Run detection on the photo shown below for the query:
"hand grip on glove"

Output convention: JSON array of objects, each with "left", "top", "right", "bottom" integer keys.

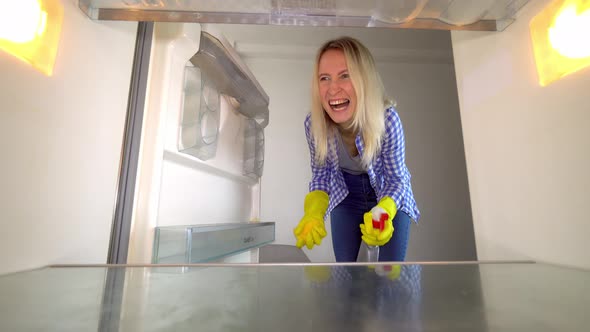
[
  {"left": 360, "top": 196, "right": 397, "bottom": 246},
  {"left": 294, "top": 190, "right": 329, "bottom": 249}
]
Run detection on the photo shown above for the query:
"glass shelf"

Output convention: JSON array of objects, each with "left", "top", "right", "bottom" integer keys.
[
  {"left": 1, "top": 262, "right": 589, "bottom": 331},
  {"left": 152, "top": 222, "right": 275, "bottom": 264},
  {"left": 79, "top": 0, "right": 531, "bottom": 31}
]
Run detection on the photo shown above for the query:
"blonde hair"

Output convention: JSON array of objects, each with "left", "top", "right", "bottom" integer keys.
[{"left": 310, "top": 36, "right": 393, "bottom": 168}]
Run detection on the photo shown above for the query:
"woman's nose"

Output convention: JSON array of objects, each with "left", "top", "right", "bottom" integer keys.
[{"left": 328, "top": 80, "right": 341, "bottom": 95}]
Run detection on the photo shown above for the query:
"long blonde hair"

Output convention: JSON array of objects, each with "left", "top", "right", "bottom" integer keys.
[{"left": 310, "top": 36, "right": 393, "bottom": 168}]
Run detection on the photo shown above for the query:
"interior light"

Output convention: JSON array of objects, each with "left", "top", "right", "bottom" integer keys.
[
  {"left": 530, "top": 0, "right": 590, "bottom": 86},
  {"left": 0, "top": 0, "right": 63, "bottom": 76},
  {"left": 548, "top": 4, "right": 590, "bottom": 58},
  {"left": 0, "top": 1, "right": 44, "bottom": 43}
]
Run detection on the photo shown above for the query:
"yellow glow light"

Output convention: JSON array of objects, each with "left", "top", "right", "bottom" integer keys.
[
  {"left": 0, "top": 0, "right": 63, "bottom": 76},
  {"left": 531, "top": 0, "right": 590, "bottom": 86}
]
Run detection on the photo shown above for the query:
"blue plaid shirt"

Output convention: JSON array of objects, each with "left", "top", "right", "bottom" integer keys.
[{"left": 305, "top": 107, "right": 420, "bottom": 221}]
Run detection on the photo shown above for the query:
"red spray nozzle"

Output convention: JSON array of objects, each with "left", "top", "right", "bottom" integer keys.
[{"left": 372, "top": 212, "right": 389, "bottom": 231}]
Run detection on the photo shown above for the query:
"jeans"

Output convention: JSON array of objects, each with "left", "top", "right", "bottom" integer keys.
[{"left": 330, "top": 172, "right": 411, "bottom": 262}]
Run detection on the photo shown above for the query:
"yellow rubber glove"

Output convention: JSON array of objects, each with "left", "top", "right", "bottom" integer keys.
[
  {"left": 294, "top": 190, "right": 329, "bottom": 249},
  {"left": 359, "top": 196, "right": 397, "bottom": 246}
]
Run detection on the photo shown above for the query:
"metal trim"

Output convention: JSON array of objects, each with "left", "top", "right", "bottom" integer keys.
[
  {"left": 107, "top": 22, "right": 154, "bottom": 265},
  {"left": 85, "top": 8, "right": 500, "bottom": 31},
  {"left": 50, "top": 260, "right": 537, "bottom": 268}
]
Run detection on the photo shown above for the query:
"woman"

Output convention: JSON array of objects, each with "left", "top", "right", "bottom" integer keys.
[{"left": 294, "top": 36, "right": 420, "bottom": 262}]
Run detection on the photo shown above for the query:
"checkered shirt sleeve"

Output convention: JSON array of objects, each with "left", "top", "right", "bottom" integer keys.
[
  {"left": 305, "top": 114, "right": 350, "bottom": 217},
  {"left": 304, "top": 113, "right": 330, "bottom": 193},
  {"left": 379, "top": 108, "right": 412, "bottom": 209},
  {"left": 304, "top": 108, "right": 420, "bottom": 221}
]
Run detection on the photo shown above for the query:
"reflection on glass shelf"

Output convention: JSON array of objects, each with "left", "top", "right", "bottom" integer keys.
[
  {"left": 152, "top": 222, "right": 275, "bottom": 264},
  {"left": 1, "top": 263, "right": 589, "bottom": 331}
]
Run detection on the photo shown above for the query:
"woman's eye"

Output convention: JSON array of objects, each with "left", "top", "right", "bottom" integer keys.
[
  {"left": 319, "top": 76, "right": 330, "bottom": 81},
  {"left": 340, "top": 73, "right": 350, "bottom": 79}
]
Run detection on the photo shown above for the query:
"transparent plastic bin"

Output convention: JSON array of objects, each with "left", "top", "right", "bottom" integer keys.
[
  {"left": 152, "top": 222, "right": 275, "bottom": 264},
  {"left": 242, "top": 118, "right": 264, "bottom": 179},
  {"left": 178, "top": 64, "right": 220, "bottom": 161},
  {"left": 189, "top": 31, "right": 269, "bottom": 128}
]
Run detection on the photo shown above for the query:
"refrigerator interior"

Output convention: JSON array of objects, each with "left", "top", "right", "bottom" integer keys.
[
  {"left": 127, "top": 19, "right": 483, "bottom": 265},
  {"left": 57, "top": 0, "right": 581, "bottom": 269}
]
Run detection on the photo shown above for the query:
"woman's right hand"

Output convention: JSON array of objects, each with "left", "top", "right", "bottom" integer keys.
[
  {"left": 294, "top": 190, "right": 329, "bottom": 249},
  {"left": 294, "top": 216, "right": 326, "bottom": 249}
]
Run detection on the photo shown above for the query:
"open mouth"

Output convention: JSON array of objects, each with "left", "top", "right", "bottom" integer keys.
[{"left": 329, "top": 98, "right": 350, "bottom": 111}]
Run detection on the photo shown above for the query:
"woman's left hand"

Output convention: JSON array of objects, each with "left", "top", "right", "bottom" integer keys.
[{"left": 360, "top": 197, "right": 397, "bottom": 246}]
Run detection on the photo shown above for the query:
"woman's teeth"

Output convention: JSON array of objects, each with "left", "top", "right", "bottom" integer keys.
[{"left": 329, "top": 99, "right": 350, "bottom": 111}]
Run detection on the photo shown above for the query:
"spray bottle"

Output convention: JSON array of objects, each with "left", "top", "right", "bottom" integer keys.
[{"left": 357, "top": 208, "right": 389, "bottom": 262}]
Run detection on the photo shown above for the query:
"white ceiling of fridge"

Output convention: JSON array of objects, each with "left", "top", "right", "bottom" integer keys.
[{"left": 79, "top": 0, "right": 531, "bottom": 31}]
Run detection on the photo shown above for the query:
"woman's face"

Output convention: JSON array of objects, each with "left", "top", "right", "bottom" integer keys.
[{"left": 318, "top": 49, "right": 357, "bottom": 128}]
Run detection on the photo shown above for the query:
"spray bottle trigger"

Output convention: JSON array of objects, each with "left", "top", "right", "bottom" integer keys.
[{"left": 372, "top": 212, "right": 389, "bottom": 231}]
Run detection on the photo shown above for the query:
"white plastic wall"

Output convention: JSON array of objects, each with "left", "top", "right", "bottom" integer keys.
[
  {"left": 127, "top": 23, "right": 260, "bottom": 264},
  {"left": 0, "top": 1, "right": 137, "bottom": 275},
  {"left": 452, "top": 0, "right": 590, "bottom": 269}
]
